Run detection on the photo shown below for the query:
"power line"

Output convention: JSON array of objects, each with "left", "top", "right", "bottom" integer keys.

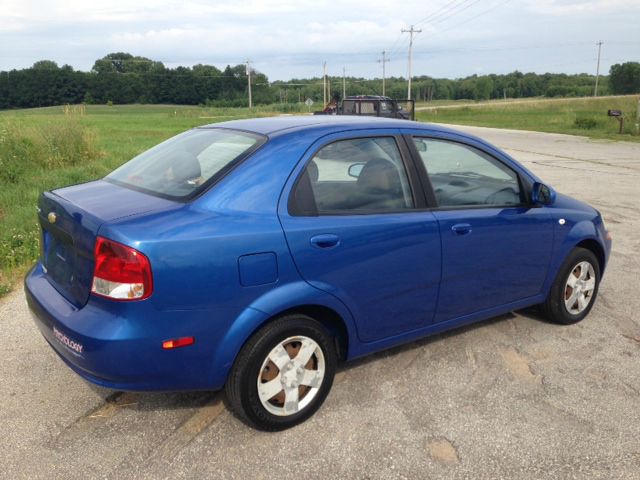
[
  {"left": 387, "top": 35, "right": 410, "bottom": 63},
  {"left": 386, "top": 0, "right": 476, "bottom": 66},
  {"left": 434, "top": 0, "right": 513, "bottom": 36},
  {"left": 426, "top": 0, "right": 484, "bottom": 27},
  {"left": 413, "top": 0, "right": 469, "bottom": 28},
  {"left": 386, "top": 31, "right": 406, "bottom": 58},
  {"left": 411, "top": 41, "right": 597, "bottom": 57}
]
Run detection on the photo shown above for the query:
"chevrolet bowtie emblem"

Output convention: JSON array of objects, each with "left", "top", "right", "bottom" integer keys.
[{"left": 47, "top": 212, "right": 57, "bottom": 224}]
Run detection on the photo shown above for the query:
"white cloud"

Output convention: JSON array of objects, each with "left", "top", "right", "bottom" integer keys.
[
  {"left": 0, "top": 0, "right": 639, "bottom": 79},
  {"left": 524, "top": 0, "right": 638, "bottom": 15}
]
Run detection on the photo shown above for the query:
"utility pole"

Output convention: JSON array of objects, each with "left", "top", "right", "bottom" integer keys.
[
  {"left": 245, "top": 60, "right": 252, "bottom": 108},
  {"left": 594, "top": 41, "right": 603, "bottom": 97},
  {"left": 342, "top": 66, "right": 346, "bottom": 99},
  {"left": 378, "top": 50, "right": 390, "bottom": 96},
  {"left": 323, "top": 62, "right": 327, "bottom": 107},
  {"left": 401, "top": 25, "right": 421, "bottom": 100}
]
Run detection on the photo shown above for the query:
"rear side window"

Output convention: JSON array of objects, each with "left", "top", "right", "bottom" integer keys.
[
  {"left": 291, "top": 137, "right": 414, "bottom": 215},
  {"left": 413, "top": 138, "right": 522, "bottom": 207},
  {"left": 107, "top": 128, "right": 263, "bottom": 200}
]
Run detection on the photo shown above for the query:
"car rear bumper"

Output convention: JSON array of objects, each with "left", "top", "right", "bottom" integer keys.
[{"left": 25, "top": 264, "right": 227, "bottom": 392}]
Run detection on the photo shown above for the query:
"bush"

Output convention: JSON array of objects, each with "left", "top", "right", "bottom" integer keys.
[{"left": 573, "top": 116, "right": 599, "bottom": 129}]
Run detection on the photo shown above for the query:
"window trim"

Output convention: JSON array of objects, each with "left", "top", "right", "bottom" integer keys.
[
  {"left": 287, "top": 134, "right": 425, "bottom": 217},
  {"left": 405, "top": 134, "right": 531, "bottom": 211}
]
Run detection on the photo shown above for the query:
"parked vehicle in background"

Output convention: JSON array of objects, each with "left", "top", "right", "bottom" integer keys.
[
  {"left": 26, "top": 116, "right": 611, "bottom": 430},
  {"left": 340, "top": 95, "right": 414, "bottom": 120},
  {"left": 316, "top": 95, "right": 415, "bottom": 120}
]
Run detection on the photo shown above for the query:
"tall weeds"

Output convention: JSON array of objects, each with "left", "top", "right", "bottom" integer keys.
[
  {"left": 0, "top": 114, "right": 102, "bottom": 293},
  {"left": 0, "top": 115, "right": 101, "bottom": 183}
]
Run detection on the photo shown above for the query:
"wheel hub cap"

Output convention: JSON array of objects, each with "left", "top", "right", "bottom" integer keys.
[
  {"left": 257, "top": 336, "right": 326, "bottom": 417},
  {"left": 564, "top": 261, "right": 596, "bottom": 315},
  {"left": 281, "top": 362, "right": 304, "bottom": 389}
]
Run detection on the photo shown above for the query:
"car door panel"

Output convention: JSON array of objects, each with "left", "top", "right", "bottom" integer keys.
[
  {"left": 404, "top": 132, "right": 555, "bottom": 323},
  {"left": 280, "top": 213, "right": 441, "bottom": 341},
  {"left": 433, "top": 207, "right": 553, "bottom": 322}
]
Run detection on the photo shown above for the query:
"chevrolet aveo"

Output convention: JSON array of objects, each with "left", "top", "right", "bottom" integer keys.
[{"left": 26, "top": 116, "right": 611, "bottom": 430}]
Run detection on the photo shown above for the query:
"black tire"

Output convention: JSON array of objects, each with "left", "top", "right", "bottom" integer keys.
[
  {"left": 541, "top": 247, "right": 601, "bottom": 325},
  {"left": 225, "top": 314, "right": 337, "bottom": 431}
]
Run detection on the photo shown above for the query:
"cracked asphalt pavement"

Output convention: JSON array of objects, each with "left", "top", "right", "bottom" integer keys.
[{"left": 1, "top": 125, "right": 639, "bottom": 479}]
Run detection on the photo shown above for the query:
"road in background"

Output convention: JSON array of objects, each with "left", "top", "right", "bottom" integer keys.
[{"left": 1, "top": 126, "right": 639, "bottom": 480}]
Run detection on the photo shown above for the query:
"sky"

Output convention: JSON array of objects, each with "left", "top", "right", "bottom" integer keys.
[{"left": 1, "top": 0, "right": 639, "bottom": 81}]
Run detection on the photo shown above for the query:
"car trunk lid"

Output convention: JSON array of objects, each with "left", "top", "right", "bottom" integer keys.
[{"left": 38, "top": 180, "right": 177, "bottom": 308}]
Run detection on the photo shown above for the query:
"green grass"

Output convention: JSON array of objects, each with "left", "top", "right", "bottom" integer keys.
[
  {"left": 416, "top": 95, "right": 640, "bottom": 141},
  {"left": 0, "top": 103, "right": 289, "bottom": 295}
]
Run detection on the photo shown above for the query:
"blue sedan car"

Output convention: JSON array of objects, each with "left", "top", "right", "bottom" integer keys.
[{"left": 25, "top": 116, "right": 611, "bottom": 430}]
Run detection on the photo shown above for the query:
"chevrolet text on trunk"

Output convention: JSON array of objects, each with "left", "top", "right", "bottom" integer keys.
[{"left": 26, "top": 116, "right": 611, "bottom": 430}]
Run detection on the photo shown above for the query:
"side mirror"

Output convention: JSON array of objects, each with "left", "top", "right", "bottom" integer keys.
[
  {"left": 348, "top": 163, "right": 365, "bottom": 178},
  {"left": 531, "top": 182, "right": 556, "bottom": 206}
]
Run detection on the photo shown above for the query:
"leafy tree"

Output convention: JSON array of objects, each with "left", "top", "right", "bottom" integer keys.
[
  {"left": 0, "top": 53, "right": 631, "bottom": 109},
  {"left": 474, "top": 77, "right": 493, "bottom": 100},
  {"left": 609, "top": 62, "right": 640, "bottom": 94},
  {"left": 32, "top": 60, "right": 59, "bottom": 71}
]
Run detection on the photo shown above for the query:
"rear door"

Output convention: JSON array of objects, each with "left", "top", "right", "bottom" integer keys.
[
  {"left": 279, "top": 130, "right": 441, "bottom": 342},
  {"left": 406, "top": 133, "right": 554, "bottom": 322}
]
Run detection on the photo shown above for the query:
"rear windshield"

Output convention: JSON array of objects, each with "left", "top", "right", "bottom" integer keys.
[{"left": 106, "top": 128, "right": 264, "bottom": 200}]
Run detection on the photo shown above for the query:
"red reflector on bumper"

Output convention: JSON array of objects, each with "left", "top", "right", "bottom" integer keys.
[{"left": 162, "top": 337, "right": 195, "bottom": 349}]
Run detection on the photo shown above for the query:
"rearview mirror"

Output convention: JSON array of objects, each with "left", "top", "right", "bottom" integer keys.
[
  {"left": 348, "top": 163, "right": 365, "bottom": 178},
  {"left": 531, "top": 182, "right": 556, "bottom": 206}
]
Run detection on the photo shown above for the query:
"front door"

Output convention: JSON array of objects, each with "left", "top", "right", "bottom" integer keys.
[{"left": 408, "top": 135, "right": 554, "bottom": 322}]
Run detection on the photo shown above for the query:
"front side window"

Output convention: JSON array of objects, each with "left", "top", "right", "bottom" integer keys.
[
  {"left": 107, "top": 128, "right": 263, "bottom": 199},
  {"left": 293, "top": 137, "right": 414, "bottom": 214},
  {"left": 413, "top": 138, "right": 521, "bottom": 207}
]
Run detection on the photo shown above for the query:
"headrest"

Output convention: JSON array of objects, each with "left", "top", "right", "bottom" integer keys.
[
  {"left": 357, "top": 158, "right": 401, "bottom": 194},
  {"left": 172, "top": 151, "right": 201, "bottom": 183},
  {"left": 307, "top": 160, "right": 319, "bottom": 183}
]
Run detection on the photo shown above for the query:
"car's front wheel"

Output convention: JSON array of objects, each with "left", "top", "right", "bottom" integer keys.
[
  {"left": 541, "top": 247, "right": 601, "bottom": 325},
  {"left": 225, "top": 314, "right": 337, "bottom": 430}
]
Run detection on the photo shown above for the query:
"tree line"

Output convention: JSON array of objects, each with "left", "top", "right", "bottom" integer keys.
[{"left": 1, "top": 53, "right": 638, "bottom": 109}]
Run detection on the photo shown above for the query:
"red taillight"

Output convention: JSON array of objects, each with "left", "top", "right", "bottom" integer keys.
[
  {"left": 91, "top": 236, "right": 153, "bottom": 301},
  {"left": 162, "top": 337, "right": 195, "bottom": 350}
]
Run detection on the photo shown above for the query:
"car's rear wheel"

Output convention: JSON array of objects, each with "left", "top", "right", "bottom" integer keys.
[
  {"left": 225, "top": 314, "right": 337, "bottom": 430},
  {"left": 541, "top": 247, "right": 601, "bottom": 325}
]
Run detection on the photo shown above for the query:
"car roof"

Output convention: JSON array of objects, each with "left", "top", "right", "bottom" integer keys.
[
  {"left": 345, "top": 95, "right": 391, "bottom": 100},
  {"left": 199, "top": 115, "right": 455, "bottom": 136}
]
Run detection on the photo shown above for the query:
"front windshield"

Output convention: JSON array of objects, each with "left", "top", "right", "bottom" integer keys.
[{"left": 106, "top": 128, "right": 263, "bottom": 199}]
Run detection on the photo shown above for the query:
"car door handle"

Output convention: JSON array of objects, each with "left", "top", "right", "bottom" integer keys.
[
  {"left": 451, "top": 223, "right": 472, "bottom": 235},
  {"left": 310, "top": 234, "right": 341, "bottom": 249}
]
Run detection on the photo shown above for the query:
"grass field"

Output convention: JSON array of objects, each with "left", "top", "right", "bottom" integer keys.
[
  {"left": 416, "top": 95, "right": 640, "bottom": 141},
  {"left": 0, "top": 96, "right": 639, "bottom": 296}
]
